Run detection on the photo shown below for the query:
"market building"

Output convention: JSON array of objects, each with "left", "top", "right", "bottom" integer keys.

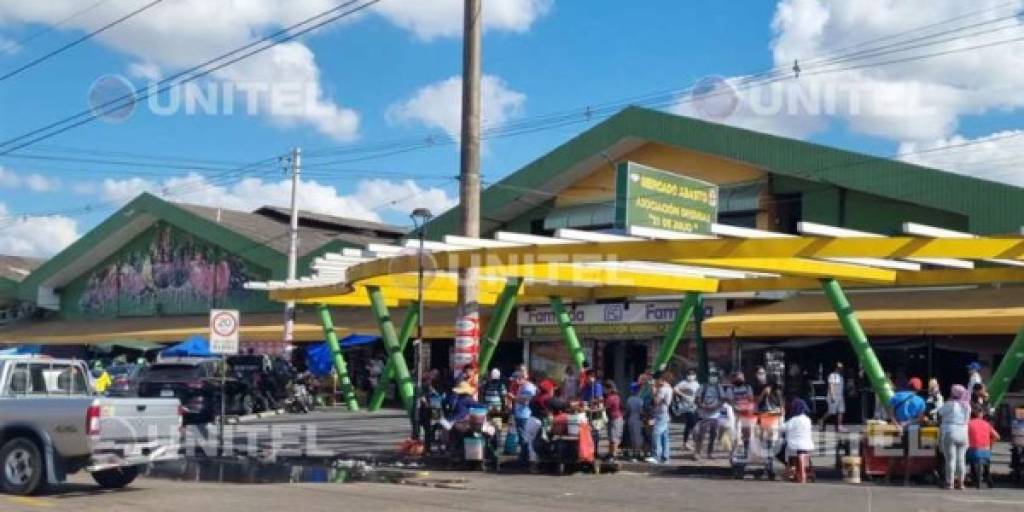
[
  {"left": 0, "top": 255, "right": 43, "bottom": 327},
  {"left": 0, "top": 192, "right": 418, "bottom": 363},
  {"left": 416, "top": 106, "right": 1024, "bottom": 411},
  {"left": 9, "top": 106, "right": 1024, "bottom": 416}
]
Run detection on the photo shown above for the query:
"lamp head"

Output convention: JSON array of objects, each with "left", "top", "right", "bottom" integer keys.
[{"left": 411, "top": 208, "right": 433, "bottom": 221}]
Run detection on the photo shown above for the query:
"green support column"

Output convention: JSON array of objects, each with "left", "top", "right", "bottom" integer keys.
[
  {"left": 368, "top": 301, "right": 419, "bottom": 412},
  {"left": 366, "top": 286, "right": 415, "bottom": 412},
  {"left": 653, "top": 293, "right": 700, "bottom": 372},
  {"left": 821, "top": 278, "right": 893, "bottom": 404},
  {"left": 988, "top": 325, "right": 1024, "bottom": 408},
  {"left": 478, "top": 278, "right": 523, "bottom": 373},
  {"left": 317, "top": 304, "right": 359, "bottom": 411},
  {"left": 550, "top": 296, "right": 586, "bottom": 371},
  {"left": 695, "top": 295, "right": 709, "bottom": 382}
]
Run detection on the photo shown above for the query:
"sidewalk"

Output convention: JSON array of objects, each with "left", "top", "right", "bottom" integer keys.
[{"left": 213, "top": 408, "right": 1016, "bottom": 483}]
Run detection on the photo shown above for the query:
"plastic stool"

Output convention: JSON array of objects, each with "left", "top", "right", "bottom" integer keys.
[{"left": 789, "top": 454, "right": 816, "bottom": 483}]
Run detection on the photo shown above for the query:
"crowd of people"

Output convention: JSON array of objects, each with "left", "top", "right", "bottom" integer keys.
[
  {"left": 882, "top": 370, "right": 1000, "bottom": 490},
  {"left": 411, "top": 361, "right": 807, "bottom": 468},
  {"left": 408, "top": 358, "right": 1004, "bottom": 489}
]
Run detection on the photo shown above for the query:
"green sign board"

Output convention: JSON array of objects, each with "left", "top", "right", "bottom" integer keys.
[{"left": 614, "top": 161, "right": 718, "bottom": 234}]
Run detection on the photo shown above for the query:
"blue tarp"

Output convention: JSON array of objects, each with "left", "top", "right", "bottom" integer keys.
[
  {"left": 0, "top": 345, "right": 42, "bottom": 355},
  {"left": 341, "top": 334, "right": 379, "bottom": 347},
  {"left": 305, "top": 334, "right": 379, "bottom": 376},
  {"left": 160, "top": 335, "right": 216, "bottom": 358}
]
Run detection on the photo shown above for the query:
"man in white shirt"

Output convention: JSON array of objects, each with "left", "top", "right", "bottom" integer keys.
[
  {"left": 819, "top": 362, "right": 846, "bottom": 433},
  {"left": 673, "top": 368, "right": 700, "bottom": 450}
]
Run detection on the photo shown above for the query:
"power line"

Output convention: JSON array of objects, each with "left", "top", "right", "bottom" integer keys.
[
  {"left": 0, "top": 0, "right": 380, "bottom": 155},
  {"left": 6, "top": 2, "right": 1023, "bottom": 223},
  {"left": 0, "top": 0, "right": 166, "bottom": 83},
  {"left": 6, "top": 0, "right": 116, "bottom": 49}
]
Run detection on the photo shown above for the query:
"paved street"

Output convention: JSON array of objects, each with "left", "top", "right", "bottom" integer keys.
[
  {"left": 1, "top": 407, "right": 1009, "bottom": 512},
  {"left": 7, "top": 467, "right": 1024, "bottom": 512}
]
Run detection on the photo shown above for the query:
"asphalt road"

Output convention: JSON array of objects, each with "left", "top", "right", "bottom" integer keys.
[{"left": 6, "top": 469, "right": 1024, "bottom": 512}]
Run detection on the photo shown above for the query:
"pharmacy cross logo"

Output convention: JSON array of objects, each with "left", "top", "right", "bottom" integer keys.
[{"left": 604, "top": 303, "right": 624, "bottom": 322}]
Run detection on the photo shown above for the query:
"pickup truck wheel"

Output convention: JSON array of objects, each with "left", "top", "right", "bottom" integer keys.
[
  {"left": 1, "top": 437, "right": 44, "bottom": 496},
  {"left": 91, "top": 465, "right": 139, "bottom": 489}
]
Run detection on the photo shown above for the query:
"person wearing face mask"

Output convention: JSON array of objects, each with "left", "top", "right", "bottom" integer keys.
[
  {"left": 819, "top": 362, "right": 847, "bottom": 433},
  {"left": 697, "top": 370, "right": 725, "bottom": 459},
  {"left": 753, "top": 366, "right": 769, "bottom": 397},
  {"left": 729, "top": 371, "right": 756, "bottom": 461},
  {"left": 674, "top": 368, "right": 701, "bottom": 450}
]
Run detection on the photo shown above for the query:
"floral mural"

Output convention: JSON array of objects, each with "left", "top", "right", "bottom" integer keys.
[{"left": 71, "top": 224, "right": 267, "bottom": 316}]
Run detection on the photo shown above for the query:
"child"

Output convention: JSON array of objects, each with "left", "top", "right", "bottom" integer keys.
[{"left": 967, "top": 407, "right": 1000, "bottom": 488}]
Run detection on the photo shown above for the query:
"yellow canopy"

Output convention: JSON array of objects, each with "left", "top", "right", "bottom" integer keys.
[{"left": 703, "top": 286, "right": 1024, "bottom": 338}]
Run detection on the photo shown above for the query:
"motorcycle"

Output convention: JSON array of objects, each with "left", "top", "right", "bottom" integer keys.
[{"left": 287, "top": 374, "right": 316, "bottom": 414}]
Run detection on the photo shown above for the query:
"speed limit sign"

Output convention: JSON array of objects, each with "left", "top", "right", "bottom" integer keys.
[{"left": 209, "top": 309, "right": 240, "bottom": 354}]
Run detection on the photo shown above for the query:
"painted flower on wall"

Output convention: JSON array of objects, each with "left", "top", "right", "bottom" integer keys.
[{"left": 77, "top": 225, "right": 258, "bottom": 315}]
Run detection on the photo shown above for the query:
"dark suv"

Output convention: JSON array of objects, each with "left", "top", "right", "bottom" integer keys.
[{"left": 137, "top": 360, "right": 225, "bottom": 424}]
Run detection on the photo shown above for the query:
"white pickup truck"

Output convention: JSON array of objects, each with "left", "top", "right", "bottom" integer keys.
[{"left": 0, "top": 356, "right": 182, "bottom": 495}]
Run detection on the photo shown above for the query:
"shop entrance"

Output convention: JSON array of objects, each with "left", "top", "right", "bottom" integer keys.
[{"left": 602, "top": 341, "right": 648, "bottom": 395}]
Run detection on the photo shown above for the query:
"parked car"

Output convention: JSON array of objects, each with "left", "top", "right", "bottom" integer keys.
[
  {"left": 105, "top": 363, "right": 144, "bottom": 397},
  {"left": 137, "top": 359, "right": 249, "bottom": 424},
  {"left": 0, "top": 356, "right": 181, "bottom": 496}
]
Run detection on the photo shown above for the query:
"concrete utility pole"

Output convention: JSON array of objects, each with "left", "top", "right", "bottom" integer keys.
[
  {"left": 455, "top": 0, "right": 482, "bottom": 374},
  {"left": 283, "top": 147, "right": 301, "bottom": 350}
]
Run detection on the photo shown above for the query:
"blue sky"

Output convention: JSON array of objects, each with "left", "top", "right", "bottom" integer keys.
[{"left": 0, "top": 0, "right": 1022, "bottom": 257}]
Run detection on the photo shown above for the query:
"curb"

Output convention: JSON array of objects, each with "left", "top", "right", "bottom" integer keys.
[{"left": 220, "top": 408, "right": 287, "bottom": 425}]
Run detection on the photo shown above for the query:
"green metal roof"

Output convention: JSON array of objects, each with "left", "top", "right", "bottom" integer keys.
[
  {"left": 17, "top": 193, "right": 289, "bottom": 301},
  {"left": 426, "top": 106, "right": 1024, "bottom": 237}
]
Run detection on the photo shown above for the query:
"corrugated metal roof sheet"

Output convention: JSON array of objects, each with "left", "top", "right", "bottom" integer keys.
[{"left": 426, "top": 107, "right": 1024, "bottom": 236}]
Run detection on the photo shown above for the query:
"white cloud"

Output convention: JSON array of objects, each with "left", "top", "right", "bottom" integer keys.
[
  {"left": 0, "top": 203, "right": 78, "bottom": 257},
  {"left": 898, "top": 131, "right": 1024, "bottom": 187},
  {"left": 0, "top": 0, "right": 361, "bottom": 141},
  {"left": 0, "top": 1, "right": 551, "bottom": 142},
  {"left": 373, "top": 0, "right": 552, "bottom": 40},
  {"left": 22, "top": 173, "right": 60, "bottom": 192},
  {"left": 93, "top": 172, "right": 456, "bottom": 223},
  {"left": 676, "top": 0, "right": 1024, "bottom": 142},
  {"left": 0, "top": 35, "right": 18, "bottom": 55},
  {"left": 0, "top": 166, "right": 60, "bottom": 192},
  {"left": 387, "top": 74, "right": 526, "bottom": 142},
  {"left": 128, "top": 61, "right": 161, "bottom": 82},
  {"left": 0, "top": 167, "right": 19, "bottom": 188}
]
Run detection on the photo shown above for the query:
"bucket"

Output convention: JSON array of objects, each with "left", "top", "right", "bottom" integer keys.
[
  {"left": 469, "top": 407, "right": 488, "bottom": 427},
  {"left": 841, "top": 456, "right": 862, "bottom": 484},
  {"left": 464, "top": 435, "right": 485, "bottom": 461}
]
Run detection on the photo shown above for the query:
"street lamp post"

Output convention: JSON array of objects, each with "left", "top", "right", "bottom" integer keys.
[{"left": 410, "top": 207, "right": 432, "bottom": 440}]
